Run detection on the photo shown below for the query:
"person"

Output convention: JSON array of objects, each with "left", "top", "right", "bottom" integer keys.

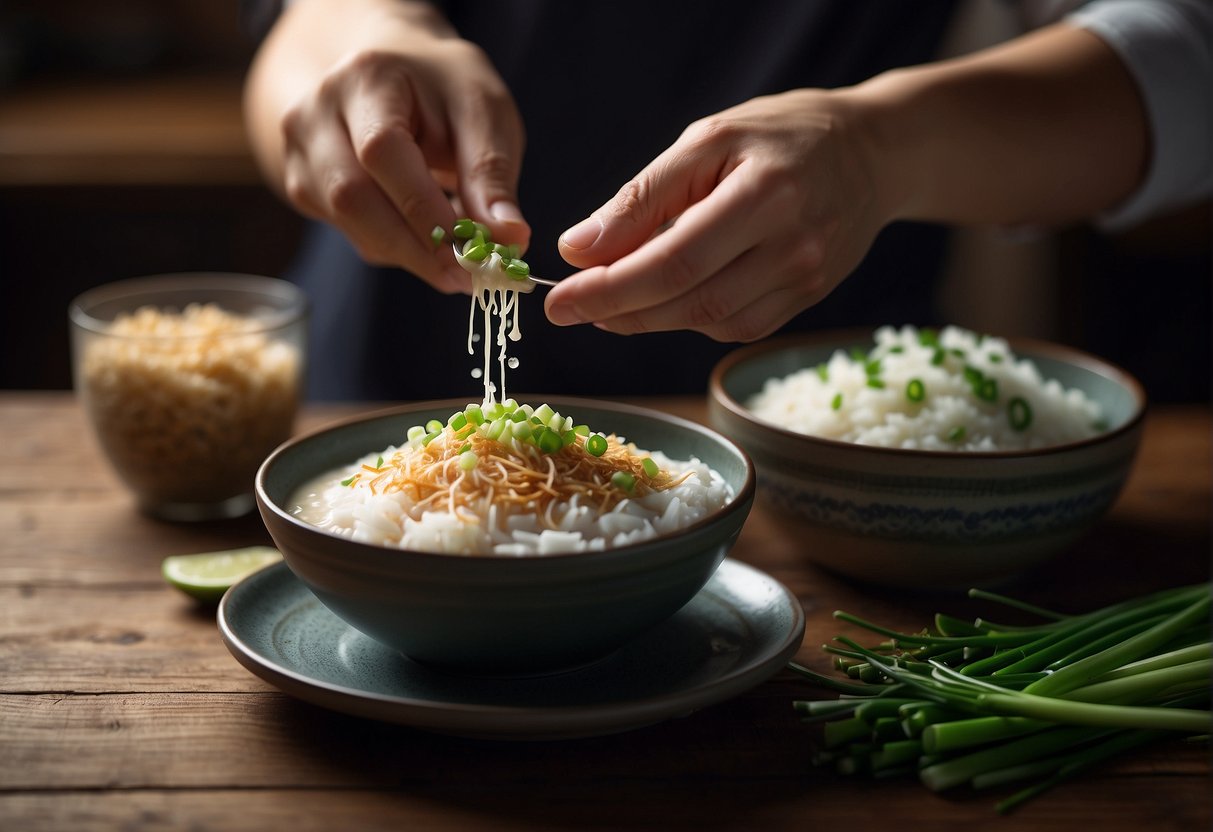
[{"left": 242, "top": 0, "right": 1210, "bottom": 401}]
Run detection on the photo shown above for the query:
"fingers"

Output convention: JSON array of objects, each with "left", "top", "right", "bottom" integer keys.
[
  {"left": 449, "top": 89, "right": 530, "bottom": 250},
  {"left": 546, "top": 159, "right": 806, "bottom": 325},
  {"left": 558, "top": 142, "right": 722, "bottom": 269}
]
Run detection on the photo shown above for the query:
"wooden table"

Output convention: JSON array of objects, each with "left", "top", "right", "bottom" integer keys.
[{"left": 2, "top": 392, "right": 1208, "bottom": 831}]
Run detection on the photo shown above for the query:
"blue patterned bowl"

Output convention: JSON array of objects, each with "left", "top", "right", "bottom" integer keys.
[{"left": 709, "top": 331, "right": 1146, "bottom": 589}]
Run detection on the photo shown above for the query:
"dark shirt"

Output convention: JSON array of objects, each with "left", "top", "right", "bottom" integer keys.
[{"left": 261, "top": 0, "right": 959, "bottom": 401}]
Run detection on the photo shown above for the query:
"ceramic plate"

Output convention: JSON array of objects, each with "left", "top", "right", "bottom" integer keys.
[{"left": 218, "top": 559, "right": 804, "bottom": 740}]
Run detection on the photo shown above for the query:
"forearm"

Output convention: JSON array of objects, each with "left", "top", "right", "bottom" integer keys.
[
  {"left": 847, "top": 23, "right": 1149, "bottom": 227},
  {"left": 243, "top": 0, "right": 457, "bottom": 192}
]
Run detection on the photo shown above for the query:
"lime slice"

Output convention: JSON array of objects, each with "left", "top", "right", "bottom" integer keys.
[{"left": 162, "top": 546, "right": 282, "bottom": 603}]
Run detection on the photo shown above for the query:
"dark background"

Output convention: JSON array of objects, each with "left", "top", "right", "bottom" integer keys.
[{"left": 0, "top": 0, "right": 1207, "bottom": 403}]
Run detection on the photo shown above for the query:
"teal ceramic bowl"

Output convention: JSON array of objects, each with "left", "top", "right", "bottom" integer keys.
[
  {"left": 256, "top": 397, "right": 755, "bottom": 675},
  {"left": 709, "top": 331, "right": 1146, "bottom": 589}
]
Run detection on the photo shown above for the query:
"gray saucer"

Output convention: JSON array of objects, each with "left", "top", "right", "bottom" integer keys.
[{"left": 218, "top": 559, "right": 804, "bottom": 740}]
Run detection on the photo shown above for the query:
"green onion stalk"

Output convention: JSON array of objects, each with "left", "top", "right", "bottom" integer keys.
[{"left": 790, "top": 583, "right": 1211, "bottom": 813}]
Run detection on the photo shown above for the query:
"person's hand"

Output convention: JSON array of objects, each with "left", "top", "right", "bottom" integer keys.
[
  {"left": 546, "top": 89, "right": 890, "bottom": 341},
  {"left": 270, "top": 12, "right": 529, "bottom": 293}
]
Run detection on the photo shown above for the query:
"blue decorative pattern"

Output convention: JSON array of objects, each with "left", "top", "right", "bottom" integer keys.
[{"left": 760, "top": 480, "right": 1122, "bottom": 541}]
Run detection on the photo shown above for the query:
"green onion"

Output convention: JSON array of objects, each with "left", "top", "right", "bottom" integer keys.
[
  {"left": 536, "top": 427, "right": 563, "bottom": 454},
  {"left": 452, "top": 218, "right": 476, "bottom": 239},
  {"left": 463, "top": 243, "right": 489, "bottom": 262},
  {"left": 816, "top": 363, "right": 829, "bottom": 382},
  {"left": 918, "top": 328, "right": 939, "bottom": 347},
  {"left": 421, "top": 430, "right": 441, "bottom": 446},
  {"left": 448, "top": 412, "right": 467, "bottom": 431},
  {"left": 977, "top": 378, "right": 999, "bottom": 403},
  {"left": 573, "top": 424, "right": 590, "bottom": 437},
  {"left": 561, "top": 430, "right": 577, "bottom": 447},
  {"left": 340, "top": 475, "right": 356, "bottom": 486},
  {"left": 931, "top": 349, "right": 946, "bottom": 367},
  {"left": 586, "top": 434, "right": 608, "bottom": 457},
  {"left": 464, "top": 405, "right": 485, "bottom": 426},
  {"left": 375, "top": 456, "right": 384, "bottom": 469},
  {"left": 505, "top": 259, "right": 530, "bottom": 278},
  {"left": 406, "top": 425, "right": 425, "bottom": 443},
  {"left": 989, "top": 353, "right": 1004, "bottom": 363},
  {"left": 850, "top": 347, "right": 867, "bottom": 363},
  {"left": 831, "top": 393, "right": 843, "bottom": 411},
  {"left": 866, "top": 378, "right": 886, "bottom": 390},
  {"left": 611, "top": 471, "right": 636, "bottom": 492},
  {"left": 510, "top": 421, "right": 532, "bottom": 441},
  {"left": 425, "top": 419, "right": 443, "bottom": 433},
  {"left": 1008, "top": 397, "right": 1032, "bottom": 431},
  {"left": 430, "top": 225, "right": 446, "bottom": 247},
  {"left": 906, "top": 379, "right": 926, "bottom": 403},
  {"left": 486, "top": 417, "right": 507, "bottom": 441},
  {"left": 534, "top": 403, "right": 554, "bottom": 424},
  {"left": 947, "top": 426, "right": 966, "bottom": 443},
  {"left": 474, "top": 221, "right": 492, "bottom": 242},
  {"left": 642, "top": 457, "right": 659, "bottom": 478},
  {"left": 459, "top": 451, "right": 478, "bottom": 471},
  {"left": 788, "top": 583, "right": 1212, "bottom": 814}
]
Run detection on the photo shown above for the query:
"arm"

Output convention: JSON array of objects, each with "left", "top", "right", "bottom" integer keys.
[
  {"left": 547, "top": 18, "right": 1191, "bottom": 341},
  {"left": 244, "top": 0, "right": 529, "bottom": 293}
]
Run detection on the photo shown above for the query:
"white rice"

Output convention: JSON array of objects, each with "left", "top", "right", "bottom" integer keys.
[
  {"left": 290, "top": 447, "right": 732, "bottom": 556},
  {"left": 747, "top": 325, "right": 1104, "bottom": 451}
]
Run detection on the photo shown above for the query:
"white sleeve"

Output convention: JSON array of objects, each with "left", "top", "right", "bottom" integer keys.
[{"left": 1065, "top": 0, "right": 1212, "bottom": 228}]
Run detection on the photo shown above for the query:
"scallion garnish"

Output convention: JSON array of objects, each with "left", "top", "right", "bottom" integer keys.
[
  {"left": 1008, "top": 397, "right": 1033, "bottom": 431},
  {"left": 430, "top": 225, "right": 446, "bottom": 247},
  {"left": 642, "top": 457, "right": 659, "bottom": 478},
  {"left": 947, "top": 426, "right": 966, "bottom": 443},
  {"left": 611, "top": 471, "right": 636, "bottom": 492},
  {"left": 452, "top": 218, "right": 476, "bottom": 239},
  {"left": 906, "top": 378, "right": 926, "bottom": 403},
  {"left": 831, "top": 393, "right": 843, "bottom": 411},
  {"left": 586, "top": 434, "right": 608, "bottom": 457},
  {"left": 340, "top": 475, "right": 356, "bottom": 486}
]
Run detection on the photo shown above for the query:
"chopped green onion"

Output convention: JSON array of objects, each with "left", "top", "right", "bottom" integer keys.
[
  {"left": 425, "top": 419, "right": 443, "bottom": 433},
  {"left": 534, "top": 403, "right": 554, "bottom": 424},
  {"left": 464, "top": 405, "right": 485, "bottom": 426},
  {"left": 459, "top": 451, "right": 478, "bottom": 471},
  {"left": 906, "top": 379, "right": 926, "bottom": 403},
  {"left": 448, "top": 412, "right": 467, "bottom": 431},
  {"left": 816, "top": 363, "right": 829, "bottom": 382},
  {"left": 492, "top": 243, "right": 511, "bottom": 258},
  {"left": 430, "top": 225, "right": 445, "bottom": 247},
  {"left": 947, "top": 426, "right": 966, "bottom": 443},
  {"left": 977, "top": 378, "right": 999, "bottom": 403},
  {"left": 375, "top": 456, "right": 384, "bottom": 469},
  {"left": 473, "top": 221, "right": 492, "bottom": 242},
  {"left": 340, "top": 475, "right": 356, "bottom": 486},
  {"left": 452, "top": 218, "right": 476, "bottom": 239},
  {"left": 537, "top": 427, "right": 563, "bottom": 454},
  {"left": 850, "top": 347, "right": 867, "bottom": 363},
  {"left": 486, "top": 417, "right": 507, "bottom": 441},
  {"left": 865, "top": 359, "right": 882, "bottom": 377},
  {"left": 586, "top": 434, "right": 608, "bottom": 457},
  {"left": 505, "top": 259, "right": 530, "bottom": 278},
  {"left": 511, "top": 421, "right": 532, "bottom": 441},
  {"left": 561, "top": 430, "right": 577, "bottom": 447},
  {"left": 831, "top": 393, "right": 843, "bottom": 411},
  {"left": 867, "top": 378, "right": 886, "bottom": 390},
  {"left": 918, "top": 328, "right": 939, "bottom": 347},
  {"left": 463, "top": 243, "right": 489, "bottom": 262},
  {"left": 501, "top": 398, "right": 518, "bottom": 411},
  {"left": 1008, "top": 397, "right": 1033, "bottom": 431},
  {"left": 406, "top": 425, "right": 426, "bottom": 443},
  {"left": 509, "top": 409, "right": 527, "bottom": 423},
  {"left": 611, "top": 471, "right": 636, "bottom": 492},
  {"left": 642, "top": 457, "right": 659, "bottom": 478},
  {"left": 931, "top": 349, "right": 946, "bottom": 367},
  {"left": 422, "top": 430, "right": 441, "bottom": 446},
  {"left": 888, "top": 345, "right": 905, "bottom": 354},
  {"left": 507, "top": 243, "right": 522, "bottom": 260},
  {"left": 989, "top": 353, "right": 1004, "bottom": 363},
  {"left": 573, "top": 424, "right": 590, "bottom": 436}
]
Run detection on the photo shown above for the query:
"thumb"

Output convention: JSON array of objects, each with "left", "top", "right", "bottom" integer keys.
[
  {"left": 452, "top": 96, "right": 530, "bottom": 248},
  {"left": 558, "top": 151, "right": 704, "bottom": 268}
]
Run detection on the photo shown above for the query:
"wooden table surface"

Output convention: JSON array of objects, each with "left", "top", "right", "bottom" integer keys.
[{"left": 2, "top": 391, "right": 1208, "bottom": 831}]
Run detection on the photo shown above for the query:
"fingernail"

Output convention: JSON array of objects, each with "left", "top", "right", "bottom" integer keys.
[
  {"left": 490, "top": 200, "right": 524, "bottom": 225},
  {"left": 561, "top": 217, "right": 602, "bottom": 251},
  {"left": 546, "top": 302, "right": 583, "bottom": 326}
]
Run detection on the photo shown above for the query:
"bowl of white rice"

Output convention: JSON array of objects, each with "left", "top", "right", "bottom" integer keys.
[
  {"left": 256, "top": 396, "right": 755, "bottom": 674},
  {"left": 709, "top": 325, "right": 1146, "bottom": 588}
]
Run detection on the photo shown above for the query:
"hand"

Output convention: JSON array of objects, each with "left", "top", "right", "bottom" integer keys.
[
  {"left": 546, "top": 89, "right": 889, "bottom": 341},
  {"left": 271, "top": 9, "right": 529, "bottom": 293}
]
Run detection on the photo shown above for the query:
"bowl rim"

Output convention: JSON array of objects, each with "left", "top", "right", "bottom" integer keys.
[
  {"left": 68, "top": 272, "right": 309, "bottom": 338},
  {"left": 256, "top": 395, "right": 757, "bottom": 563},
  {"left": 708, "top": 327, "right": 1148, "bottom": 461}
]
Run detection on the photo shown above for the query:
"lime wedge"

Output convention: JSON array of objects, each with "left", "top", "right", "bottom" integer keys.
[{"left": 162, "top": 546, "right": 282, "bottom": 603}]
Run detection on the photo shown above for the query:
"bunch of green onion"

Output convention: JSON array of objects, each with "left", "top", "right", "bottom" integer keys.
[
  {"left": 432, "top": 218, "right": 531, "bottom": 279},
  {"left": 791, "top": 583, "right": 1211, "bottom": 813}
]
